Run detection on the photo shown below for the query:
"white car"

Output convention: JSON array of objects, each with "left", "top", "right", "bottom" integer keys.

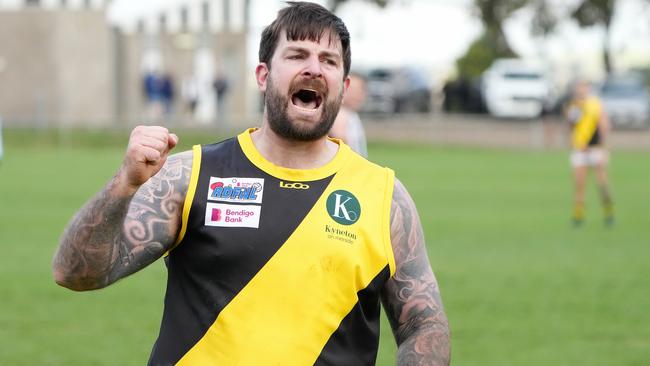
[
  {"left": 598, "top": 73, "right": 650, "bottom": 129},
  {"left": 482, "top": 59, "right": 552, "bottom": 119}
]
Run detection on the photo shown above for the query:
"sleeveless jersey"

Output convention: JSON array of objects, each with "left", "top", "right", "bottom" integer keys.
[
  {"left": 569, "top": 96, "right": 602, "bottom": 149},
  {"left": 148, "top": 129, "right": 396, "bottom": 365}
]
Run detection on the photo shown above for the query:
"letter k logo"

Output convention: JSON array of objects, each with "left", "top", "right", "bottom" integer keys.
[
  {"left": 326, "top": 190, "right": 361, "bottom": 225},
  {"left": 333, "top": 194, "right": 355, "bottom": 221}
]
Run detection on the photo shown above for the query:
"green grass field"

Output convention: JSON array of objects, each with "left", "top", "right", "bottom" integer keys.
[{"left": 1, "top": 129, "right": 649, "bottom": 365}]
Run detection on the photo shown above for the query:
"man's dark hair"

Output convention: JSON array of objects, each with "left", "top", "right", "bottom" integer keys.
[{"left": 259, "top": 1, "right": 351, "bottom": 78}]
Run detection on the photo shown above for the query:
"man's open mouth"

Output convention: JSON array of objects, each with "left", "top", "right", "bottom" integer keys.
[{"left": 291, "top": 89, "right": 323, "bottom": 110}]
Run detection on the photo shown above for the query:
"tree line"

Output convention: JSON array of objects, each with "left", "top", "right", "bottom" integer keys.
[{"left": 329, "top": 0, "right": 650, "bottom": 78}]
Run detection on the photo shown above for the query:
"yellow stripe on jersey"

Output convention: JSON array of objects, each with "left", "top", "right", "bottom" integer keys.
[
  {"left": 571, "top": 97, "right": 601, "bottom": 149},
  {"left": 168, "top": 144, "right": 202, "bottom": 253},
  {"left": 176, "top": 148, "right": 394, "bottom": 365}
]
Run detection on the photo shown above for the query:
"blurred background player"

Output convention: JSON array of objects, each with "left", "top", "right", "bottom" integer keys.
[
  {"left": 565, "top": 80, "right": 615, "bottom": 226},
  {"left": 330, "top": 71, "right": 368, "bottom": 157}
]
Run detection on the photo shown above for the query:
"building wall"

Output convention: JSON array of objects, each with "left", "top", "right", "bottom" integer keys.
[
  {"left": 0, "top": 2, "right": 250, "bottom": 127},
  {"left": 0, "top": 8, "right": 114, "bottom": 126},
  {"left": 214, "top": 31, "right": 249, "bottom": 126}
]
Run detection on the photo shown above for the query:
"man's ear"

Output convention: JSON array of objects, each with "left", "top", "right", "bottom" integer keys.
[
  {"left": 255, "top": 63, "right": 270, "bottom": 92},
  {"left": 342, "top": 76, "right": 351, "bottom": 99}
]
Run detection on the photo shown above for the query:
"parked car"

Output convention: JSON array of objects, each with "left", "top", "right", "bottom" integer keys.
[
  {"left": 598, "top": 72, "right": 650, "bottom": 128},
  {"left": 362, "top": 67, "right": 432, "bottom": 114},
  {"left": 481, "top": 59, "right": 553, "bottom": 119}
]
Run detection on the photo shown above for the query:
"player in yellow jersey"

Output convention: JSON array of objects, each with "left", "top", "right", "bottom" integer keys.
[
  {"left": 52, "top": 3, "right": 450, "bottom": 365},
  {"left": 566, "top": 80, "right": 614, "bottom": 226}
]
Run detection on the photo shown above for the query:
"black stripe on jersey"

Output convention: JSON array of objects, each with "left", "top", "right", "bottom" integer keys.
[
  {"left": 588, "top": 126, "right": 601, "bottom": 146},
  {"left": 314, "top": 265, "right": 391, "bottom": 366},
  {"left": 148, "top": 138, "right": 334, "bottom": 365}
]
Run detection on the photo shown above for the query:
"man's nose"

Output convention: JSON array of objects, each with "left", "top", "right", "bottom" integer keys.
[{"left": 302, "top": 56, "right": 323, "bottom": 78}]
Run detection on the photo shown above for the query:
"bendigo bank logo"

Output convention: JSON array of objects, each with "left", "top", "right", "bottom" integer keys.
[
  {"left": 205, "top": 202, "right": 261, "bottom": 228},
  {"left": 208, "top": 177, "right": 264, "bottom": 204},
  {"left": 326, "top": 190, "right": 361, "bottom": 225},
  {"left": 212, "top": 208, "right": 222, "bottom": 222}
]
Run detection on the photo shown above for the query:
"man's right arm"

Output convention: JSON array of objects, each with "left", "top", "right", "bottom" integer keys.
[{"left": 52, "top": 126, "right": 191, "bottom": 291}]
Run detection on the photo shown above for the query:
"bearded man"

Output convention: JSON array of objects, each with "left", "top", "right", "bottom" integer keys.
[{"left": 52, "top": 2, "right": 450, "bottom": 365}]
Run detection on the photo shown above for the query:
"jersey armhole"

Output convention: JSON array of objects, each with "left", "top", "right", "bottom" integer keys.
[
  {"left": 382, "top": 168, "right": 396, "bottom": 277},
  {"left": 165, "top": 144, "right": 202, "bottom": 255}
]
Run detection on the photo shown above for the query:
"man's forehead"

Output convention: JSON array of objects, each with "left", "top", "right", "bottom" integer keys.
[{"left": 277, "top": 30, "right": 343, "bottom": 55}]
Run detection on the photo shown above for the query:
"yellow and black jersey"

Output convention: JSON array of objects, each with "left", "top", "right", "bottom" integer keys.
[
  {"left": 569, "top": 96, "right": 602, "bottom": 149},
  {"left": 148, "top": 129, "right": 396, "bottom": 365}
]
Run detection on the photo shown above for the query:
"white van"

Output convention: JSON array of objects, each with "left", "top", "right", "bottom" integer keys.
[{"left": 482, "top": 59, "right": 552, "bottom": 119}]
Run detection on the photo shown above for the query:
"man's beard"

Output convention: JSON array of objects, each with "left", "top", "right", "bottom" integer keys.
[{"left": 265, "top": 75, "right": 343, "bottom": 142}]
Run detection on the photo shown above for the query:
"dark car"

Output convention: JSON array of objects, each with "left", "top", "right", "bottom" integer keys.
[{"left": 362, "top": 67, "right": 432, "bottom": 114}]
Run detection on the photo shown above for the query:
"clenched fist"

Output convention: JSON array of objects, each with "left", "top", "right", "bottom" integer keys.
[{"left": 115, "top": 126, "right": 178, "bottom": 195}]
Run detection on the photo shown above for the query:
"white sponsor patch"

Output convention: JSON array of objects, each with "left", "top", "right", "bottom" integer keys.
[
  {"left": 207, "top": 177, "right": 264, "bottom": 204},
  {"left": 205, "top": 202, "right": 262, "bottom": 228}
]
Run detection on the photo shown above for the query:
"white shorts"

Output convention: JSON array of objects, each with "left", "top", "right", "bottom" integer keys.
[{"left": 570, "top": 148, "right": 608, "bottom": 167}]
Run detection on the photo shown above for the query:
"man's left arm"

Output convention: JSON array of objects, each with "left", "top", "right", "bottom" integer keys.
[
  {"left": 598, "top": 102, "right": 611, "bottom": 145},
  {"left": 381, "top": 178, "right": 450, "bottom": 365}
]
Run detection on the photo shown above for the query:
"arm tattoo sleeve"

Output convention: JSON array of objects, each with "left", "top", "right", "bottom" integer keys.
[
  {"left": 381, "top": 179, "right": 451, "bottom": 366},
  {"left": 52, "top": 151, "right": 192, "bottom": 291}
]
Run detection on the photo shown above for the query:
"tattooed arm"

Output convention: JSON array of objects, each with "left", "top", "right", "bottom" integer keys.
[
  {"left": 381, "top": 178, "right": 450, "bottom": 365},
  {"left": 52, "top": 126, "right": 190, "bottom": 291}
]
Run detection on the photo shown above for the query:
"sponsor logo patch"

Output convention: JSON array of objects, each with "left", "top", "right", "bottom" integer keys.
[
  {"left": 279, "top": 181, "right": 310, "bottom": 190},
  {"left": 208, "top": 177, "right": 264, "bottom": 204},
  {"left": 324, "top": 224, "right": 357, "bottom": 244},
  {"left": 326, "top": 190, "right": 361, "bottom": 225},
  {"left": 205, "top": 202, "right": 262, "bottom": 228}
]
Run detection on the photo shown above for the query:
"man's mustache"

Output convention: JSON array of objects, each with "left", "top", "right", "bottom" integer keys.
[{"left": 289, "top": 78, "right": 328, "bottom": 96}]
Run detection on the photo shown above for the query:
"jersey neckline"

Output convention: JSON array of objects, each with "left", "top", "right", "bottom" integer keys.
[{"left": 237, "top": 128, "right": 350, "bottom": 182}]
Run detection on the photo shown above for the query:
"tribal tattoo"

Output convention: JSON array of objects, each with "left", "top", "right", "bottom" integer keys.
[
  {"left": 382, "top": 179, "right": 451, "bottom": 366},
  {"left": 52, "top": 151, "right": 192, "bottom": 291}
]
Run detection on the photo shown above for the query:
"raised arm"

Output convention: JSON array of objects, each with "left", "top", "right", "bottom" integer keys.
[
  {"left": 381, "top": 178, "right": 450, "bottom": 365},
  {"left": 52, "top": 126, "right": 191, "bottom": 291}
]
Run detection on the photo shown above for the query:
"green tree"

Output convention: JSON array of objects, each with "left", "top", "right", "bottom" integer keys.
[
  {"left": 473, "top": 0, "right": 528, "bottom": 56},
  {"left": 455, "top": 0, "right": 528, "bottom": 78},
  {"left": 530, "top": 0, "right": 558, "bottom": 38},
  {"left": 568, "top": 0, "right": 650, "bottom": 74},
  {"left": 455, "top": 34, "right": 501, "bottom": 79},
  {"left": 570, "top": 0, "right": 616, "bottom": 73},
  {"left": 329, "top": 0, "right": 390, "bottom": 12}
]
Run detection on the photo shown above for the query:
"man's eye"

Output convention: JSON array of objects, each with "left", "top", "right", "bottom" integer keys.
[{"left": 288, "top": 55, "right": 303, "bottom": 60}]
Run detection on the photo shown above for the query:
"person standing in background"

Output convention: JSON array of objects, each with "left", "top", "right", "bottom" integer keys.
[
  {"left": 330, "top": 71, "right": 368, "bottom": 157},
  {"left": 161, "top": 73, "right": 176, "bottom": 124},
  {"left": 566, "top": 80, "right": 615, "bottom": 226},
  {"left": 213, "top": 74, "right": 230, "bottom": 124}
]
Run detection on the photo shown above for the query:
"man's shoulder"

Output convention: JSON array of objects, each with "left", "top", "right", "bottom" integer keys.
[{"left": 345, "top": 149, "right": 393, "bottom": 175}]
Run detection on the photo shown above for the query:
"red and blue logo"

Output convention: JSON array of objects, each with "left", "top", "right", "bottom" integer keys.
[{"left": 207, "top": 177, "right": 264, "bottom": 204}]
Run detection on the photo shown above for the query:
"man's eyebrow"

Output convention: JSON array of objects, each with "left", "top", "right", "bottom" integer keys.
[
  {"left": 319, "top": 50, "right": 342, "bottom": 60},
  {"left": 284, "top": 46, "right": 341, "bottom": 59},
  {"left": 284, "top": 46, "right": 309, "bottom": 54}
]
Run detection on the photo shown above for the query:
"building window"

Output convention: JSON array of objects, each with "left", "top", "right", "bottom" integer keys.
[
  {"left": 159, "top": 14, "right": 167, "bottom": 32},
  {"left": 202, "top": 1, "right": 210, "bottom": 29},
  {"left": 223, "top": 0, "right": 230, "bottom": 31},
  {"left": 180, "top": 6, "right": 189, "bottom": 33}
]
